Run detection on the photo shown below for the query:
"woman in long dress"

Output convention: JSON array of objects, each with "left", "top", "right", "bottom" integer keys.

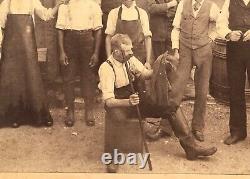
[{"left": 0, "top": 0, "right": 68, "bottom": 128}]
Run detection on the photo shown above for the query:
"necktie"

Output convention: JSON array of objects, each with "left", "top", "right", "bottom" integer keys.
[{"left": 193, "top": 0, "right": 202, "bottom": 11}]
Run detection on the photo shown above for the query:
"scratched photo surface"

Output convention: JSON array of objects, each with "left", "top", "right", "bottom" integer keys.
[{"left": 0, "top": 0, "right": 249, "bottom": 176}]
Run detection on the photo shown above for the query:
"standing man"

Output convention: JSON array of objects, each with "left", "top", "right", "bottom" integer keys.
[
  {"left": 148, "top": 0, "right": 178, "bottom": 58},
  {"left": 217, "top": 0, "right": 250, "bottom": 145},
  {"left": 105, "top": 0, "right": 153, "bottom": 69},
  {"left": 170, "top": 0, "right": 220, "bottom": 141},
  {"left": 56, "top": 0, "right": 102, "bottom": 127}
]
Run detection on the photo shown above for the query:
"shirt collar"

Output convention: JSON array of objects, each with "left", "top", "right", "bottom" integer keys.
[{"left": 121, "top": 1, "right": 136, "bottom": 10}]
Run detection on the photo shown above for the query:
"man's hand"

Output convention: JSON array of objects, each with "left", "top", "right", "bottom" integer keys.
[
  {"left": 89, "top": 53, "right": 99, "bottom": 68},
  {"left": 243, "top": 30, "right": 250, "bottom": 42},
  {"left": 129, "top": 93, "right": 140, "bottom": 106},
  {"left": 173, "top": 49, "right": 179, "bottom": 60},
  {"left": 144, "top": 62, "right": 151, "bottom": 70},
  {"left": 56, "top": 0, "right": 70, "bottom": 6},
  {"left": 167, "top": 0, "right": 178, "bottom": 8},
  {"left": 227, "top": 30, "right": 243, "bottom": 41},
  {"left": 59, "top": 51, "right": 69, "bottom": 66}
]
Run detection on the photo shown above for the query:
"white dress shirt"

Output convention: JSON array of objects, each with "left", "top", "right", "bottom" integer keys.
[
  {"left": 0, "top": 0, "right": 55, "bottom": 28},
  {"left": 56, "top": 0, "right": 103, "bottom": 30},
  {"left": 217, "top": 0, "right": 250, "bottom": 39},
  {"left": 105, "top": 1, "right": 152, "bottom": 37},
  {"left": 98, "top": 55, "right": 146, "bottom": 100},
  {"left": 171, "top": 0, "right": 220, "bottom": 49}
]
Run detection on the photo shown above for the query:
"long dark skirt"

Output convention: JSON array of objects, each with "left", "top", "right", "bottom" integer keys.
[{"left": 0, "top": 14, "right": 52, "bottom": 127}]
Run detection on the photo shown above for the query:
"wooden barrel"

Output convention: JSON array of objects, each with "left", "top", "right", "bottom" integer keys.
[{"left": 210, "top": 38, "right": 250, "bottom": 105}]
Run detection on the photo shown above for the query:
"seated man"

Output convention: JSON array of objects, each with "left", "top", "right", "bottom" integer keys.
[{"left": 98, "top": 34, "right": 217, "bottom": 173}]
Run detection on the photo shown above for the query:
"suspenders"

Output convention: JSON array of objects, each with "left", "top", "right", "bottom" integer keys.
[{"left": 117, "top": 5, "right": 141, "bottom": 20}]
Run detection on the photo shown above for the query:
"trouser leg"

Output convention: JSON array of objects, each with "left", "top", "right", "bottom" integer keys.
[
  {"left": 227, "top": 42, "right": 248, "bottom": 137},
  {"left": 192, "top": 44, "right": 213, "bottom": 132}
]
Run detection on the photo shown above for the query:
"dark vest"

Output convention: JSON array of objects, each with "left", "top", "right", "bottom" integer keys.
[
  {"left": 180, "top": 0, "right": 212, "bottom": 49},
  {"left": 229, "top": 0, "right": 250, "bottom": 34}
]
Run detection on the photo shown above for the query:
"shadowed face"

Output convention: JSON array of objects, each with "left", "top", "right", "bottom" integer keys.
[{"left": 122, "top": 0, "right": 134, "bottom": 8}]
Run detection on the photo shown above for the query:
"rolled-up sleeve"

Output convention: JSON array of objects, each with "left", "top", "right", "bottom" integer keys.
[
  {"left": 92, "top": 3, "right": 103, "bottom": 30},
  {"left": 216, "top": 0, "right": 231, "bottom": 39},
  {"left": 0, "top": 0, "right": 9, "bottom": 28},
  {"left": 98, "top": 63, "right": 116, "bottom": 101},
  {"left": 139, "top": 9, "right": 152, "bottom": 37},
  {"left": 34, "top": 0, "right": 55, "bottom": 21},
  {"left": 105, "top": 9, "right": 117, "bottom": 35},
  {"left": 56, "top": 5, "right": 67, "bottom": 30},
  {"left": 171, "top": 0, "right": 183, "bottom": 49}
]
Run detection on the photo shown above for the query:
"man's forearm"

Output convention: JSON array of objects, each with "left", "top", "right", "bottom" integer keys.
[
  {"left": 93, "top": 28, "right": 102, "bottom": 56},
  {"left": 105, "top": 98, "right": 131, "bottom": 108},
  {"left": 105, "top": 35, "right": 112, "bottom": 58},
  {"left": 58, "top": 29, "right": 65, "bottom": 53},
  {"left": 145, "top": 36, "right": 152, "bottom": 64}
]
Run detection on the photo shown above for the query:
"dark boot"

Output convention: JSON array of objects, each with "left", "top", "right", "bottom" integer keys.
[
  {"left": 84, "top": 99, "right": 95, "bottom": 126},
  {"left": 65, "top": 107, "right": 75, "bottom": 127},
  {"left": 64, "top": 82, "right": 75, "bottom": 127},
  {"left": 167, "top": 108, "right": 217, "bottom": 160}
]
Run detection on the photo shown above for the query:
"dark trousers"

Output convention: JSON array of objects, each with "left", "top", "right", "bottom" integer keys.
[
  {"left": 62, "top": 30, "right": 96, "bottom": 108},
  {"left": 226, "top": 41, "right": 250, "bottom": 137},
  {"left": 168, "top": 42, "right": 212, "bottom": 132},
  {"left": 152, "top": 40, "right": 168, "bottom": 59}
]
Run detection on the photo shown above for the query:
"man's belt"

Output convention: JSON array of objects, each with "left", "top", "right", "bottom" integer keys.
[{"left": 65, "top": 29, "right": 92, "bottom": 35}]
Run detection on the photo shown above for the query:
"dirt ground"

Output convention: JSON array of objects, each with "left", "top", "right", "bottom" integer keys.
[{"left": 0, "top": 95, "right": 250, "bottom": 174}]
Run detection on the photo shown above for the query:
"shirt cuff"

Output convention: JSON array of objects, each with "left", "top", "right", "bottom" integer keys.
[
  {"left": 93, "top": 26, "right": 103, "bottom": 31},
  {"left": 102, "top": 93, "right": 115, "bottom": 101},
  {"left": 172, "top": 40, "right": 179, "bottom": 49}
]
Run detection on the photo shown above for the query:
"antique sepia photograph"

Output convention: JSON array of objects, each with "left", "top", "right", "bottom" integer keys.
[{"left": 0, "top": 0, "right": 249, "bottom": 178}]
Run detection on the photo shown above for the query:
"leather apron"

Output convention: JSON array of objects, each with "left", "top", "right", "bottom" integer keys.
[
  {"left": 115, "top": 6, "right": 146, "bottom": 63},
  {"left": 0, "top": 13, "right": 51, "bottom": 126}
]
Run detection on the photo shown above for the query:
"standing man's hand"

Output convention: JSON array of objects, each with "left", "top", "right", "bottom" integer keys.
[
  {"left": 226, "top": 30, "right": 243, "bottom": 41},
  {"left": 173, "top": 48, "right": 180, "bottom": 60},
  {"left": 56, "top": 0, "right": 70, "bottom": 6},
  {"left": 144, "top": 62, "right": 152, "bottom": 70},
  {"left": 59, "top": 51, "right": 69, "bottom": 66},
  {"left": 167, "top": 0, "right": 178, "bottom": 9},
  {"left": 89, "top": 53, "right": 99, "bottom": 68},
  {"left": 243, "top": 30, "right": 250, "bottom": 41}
]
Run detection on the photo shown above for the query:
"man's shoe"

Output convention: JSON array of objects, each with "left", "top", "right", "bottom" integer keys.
[
  {"left": 65, "top": 109, "right": 75, "bottom": 127},
  {"left": 85, "top": 109, "right": 95, "bottom": 127},
  {"left": 192, "top": 130, "right": 204, "bottom": 142},
  {"left": 224, "top": 135, "right": 246, "bottom": 145},
  {"left": 12, "top": 122, "right": 20, "bottom": 128},
  {"left": 180, "top": 136, "right": 217, "bottom": 160},
  {"left": 106, "top": 164, "right": 118, "bottom": 173}
]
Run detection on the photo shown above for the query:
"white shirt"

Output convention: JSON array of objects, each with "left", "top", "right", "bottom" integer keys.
[
  {"left": 171, "top": 0, "right": 220, "bottom": 49},
  {"left": 217, "top": 0, "right": 250, "bottom": 39},
  {"left": 56, "top": 0, "right": 103, "bottom": 30},
  {"left": 98, "top": 55, "right": 146, "bottom": 100},
  {"left": 105, "top": 1, "right": 152, "bottom": 37},
  {"left": 0, "top": 0, "right": 55, "bottom": 28}
]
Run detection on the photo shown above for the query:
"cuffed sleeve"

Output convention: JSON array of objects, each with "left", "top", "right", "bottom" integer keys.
[
  {"left": 171, "top": 0, "right": 183, "bottom": 49},
  {"left": 216, "top": 0, "right": 231, "bottom": 39}
]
